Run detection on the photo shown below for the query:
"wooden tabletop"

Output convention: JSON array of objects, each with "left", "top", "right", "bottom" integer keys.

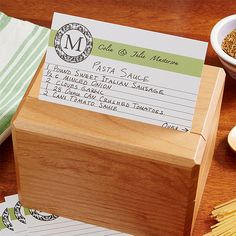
[{"left": 0, "top": 0, "right": 236, "bottom": 235}]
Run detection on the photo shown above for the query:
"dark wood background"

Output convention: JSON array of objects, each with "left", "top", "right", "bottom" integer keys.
[{"left": 0, "top": 1, "right": 236, "bottom": 235}]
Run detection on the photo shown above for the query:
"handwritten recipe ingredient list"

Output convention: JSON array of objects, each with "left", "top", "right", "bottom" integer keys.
[{"left": 39, "top": 13, "right": 208, "bottom": 132}]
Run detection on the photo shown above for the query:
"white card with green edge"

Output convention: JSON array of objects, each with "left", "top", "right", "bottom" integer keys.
[
  {"left": 0, "top": 201, "right": 15, "bottom": 235},
  {"left": 4, "top": 195, "right": 27, "bottom": 236},
  {"left": 39, "top": 12, "right": 208, "bottom": 132}
]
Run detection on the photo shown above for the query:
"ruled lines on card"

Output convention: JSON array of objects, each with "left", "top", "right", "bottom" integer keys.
[
  {"left": 39, "top": 62, "right": 197, "bottom": 132},
  {"left": 0, "top": 194, "right": 130, "bottom": 236}
]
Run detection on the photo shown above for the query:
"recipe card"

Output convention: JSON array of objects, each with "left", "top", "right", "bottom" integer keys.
[
  {"left": 39, "top": 12, "right": 207, "bottom": 132},
  {"left": 0, "top": 194, "right": 130, "bottom": 236}
]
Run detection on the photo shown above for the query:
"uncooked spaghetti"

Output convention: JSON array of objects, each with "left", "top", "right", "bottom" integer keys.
[{"left": 204, "top": 198, "right": 236, "bottom": 235}]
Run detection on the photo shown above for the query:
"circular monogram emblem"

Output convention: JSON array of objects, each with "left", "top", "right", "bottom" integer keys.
[
  {"left": 2, "top": 208, "right": 14, "bottom": 231},
  {"left": 54, "top": 23, "right": 93, "bottom": 63},
  {"left": 29, "top": 209, "right": 58, "bottom": 221},
  {"left": 14, "top": 201, "right": 26, "bottom": 224}
]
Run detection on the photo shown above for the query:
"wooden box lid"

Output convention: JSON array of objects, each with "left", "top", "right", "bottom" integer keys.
[{"left": 13, "top": 61, "right": 225, "bottom": 169}]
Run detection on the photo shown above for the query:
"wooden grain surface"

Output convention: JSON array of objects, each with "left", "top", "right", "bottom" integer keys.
[
  {"left": 11, "top": 62, "right": 223, "bottom": 235},
  {"left": 0, "top": 0, "right": 236, "bottom": 235}
]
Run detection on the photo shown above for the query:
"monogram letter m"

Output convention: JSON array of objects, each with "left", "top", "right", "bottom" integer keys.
[{"left": 64, "top": 34, "right": 83, "bottom": 51}]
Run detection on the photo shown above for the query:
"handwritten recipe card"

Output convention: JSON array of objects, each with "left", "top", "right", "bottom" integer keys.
[{"left": 39, "top": 13, "right": 207, "bottom": 132}]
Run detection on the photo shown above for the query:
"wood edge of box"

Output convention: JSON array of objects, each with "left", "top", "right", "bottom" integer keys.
[
  {"left": 27, "top": 63, "right": 225, "bottom": 141},
  {"left": 193, "top": 67, "right": 225, "bottom": 165},
  {"left": 200, "top": 67, "right": 225, "bottom": 139},
  {"left": 12, "top": 62, "right": 226, "bottom": 169},
  {"left": 12, "top": 127, "right": 202, "bottom": 236},
  {"left": 191, "top": 65, "right": 225, "bottom": 135},
  {"left": 12, "top": 122, "right": 202, "bottom": 171},
  {"left": 190, "top": 85, "right": 224, "bottom": 235}
]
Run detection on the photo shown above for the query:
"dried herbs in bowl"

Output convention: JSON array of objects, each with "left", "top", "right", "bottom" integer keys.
[{"left": 222, "top": 29, "right": 236, "bottom": 59}]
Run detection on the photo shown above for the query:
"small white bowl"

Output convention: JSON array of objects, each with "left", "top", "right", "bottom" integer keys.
[{"left": 211, "top": 15, "right": 236, "bottom": 79}]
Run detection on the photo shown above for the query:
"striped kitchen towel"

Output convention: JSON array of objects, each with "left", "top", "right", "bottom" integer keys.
[{"left": 0, "top": 12, "right": 50, "bottom": 144}]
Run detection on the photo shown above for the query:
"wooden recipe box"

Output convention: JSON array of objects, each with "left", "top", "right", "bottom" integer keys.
[{"left": 12, "top": 61, "right": 225, "bottom": 236}]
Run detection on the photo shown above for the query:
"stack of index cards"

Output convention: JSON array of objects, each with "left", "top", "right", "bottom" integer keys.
[{"left": 0, "top": 194, "right": 130, "bottom": 236}]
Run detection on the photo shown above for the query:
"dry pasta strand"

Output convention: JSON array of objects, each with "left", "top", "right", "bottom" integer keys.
[{"left": 204, "top": 199, "right": 236, "bottom": 236}]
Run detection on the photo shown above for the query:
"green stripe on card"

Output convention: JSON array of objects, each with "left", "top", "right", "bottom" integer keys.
[
  {"left": 92, "top": 39, "right": 204, "bottom": 77},
  {"left": 0, "top": 13, "right": 11, "bottom": 32},
  {"left": 0, "top": 216, "right": 6, "bottom": 230},
  {"left": 49, "top": 30, "right": 204, "bottom": 77},
  {"left": 49, "top": 30, "right": 54, "bottom": 47},
  {"left": 24, "top": 208, "right": 30, "bottom": 216},
  {"left": 8, "top": 208, "right": 17, "bottom": 221}
]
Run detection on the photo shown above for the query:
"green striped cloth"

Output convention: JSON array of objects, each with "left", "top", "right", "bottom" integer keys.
[{"left": 0, "top": 12, "right": 49, "bottom": 144}]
